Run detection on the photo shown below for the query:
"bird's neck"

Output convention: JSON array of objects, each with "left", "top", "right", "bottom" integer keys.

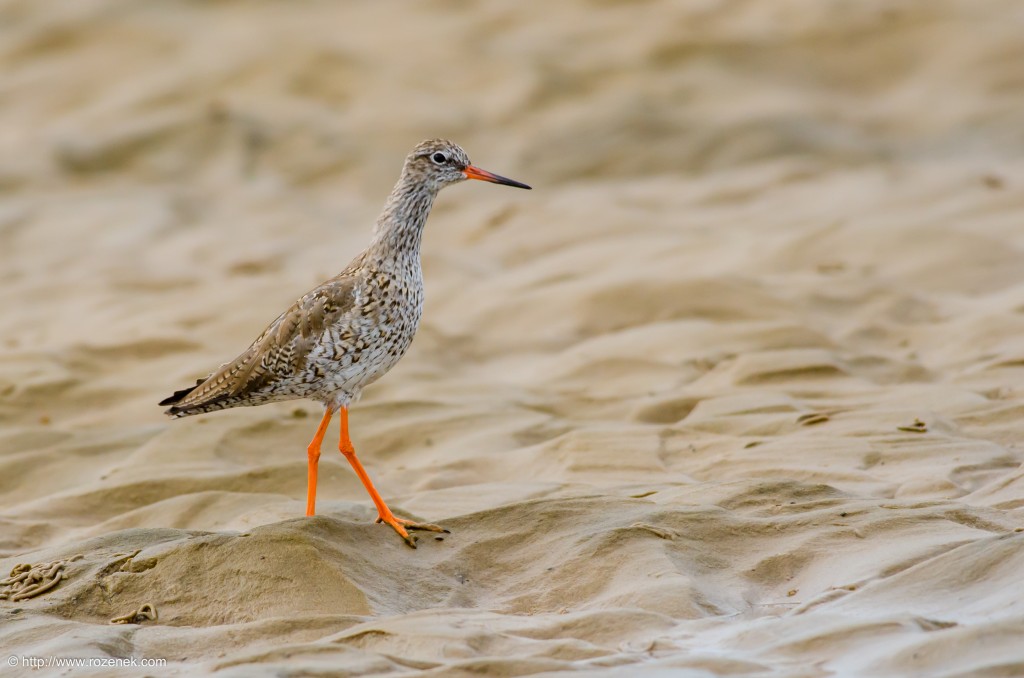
[{"left": 368, "top": 172, "right": 437, "bottom": 263}]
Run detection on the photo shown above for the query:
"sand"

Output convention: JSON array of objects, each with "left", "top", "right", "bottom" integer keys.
[{"left": 2, "top": 0, "right": 1024, "bottom": 676}]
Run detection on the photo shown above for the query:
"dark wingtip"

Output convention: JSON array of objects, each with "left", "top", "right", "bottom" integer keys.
[{"left": 159, "top": 378, "right": 205, "bottom": 407}]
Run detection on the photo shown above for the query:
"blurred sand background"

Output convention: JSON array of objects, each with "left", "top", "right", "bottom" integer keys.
[{"left": 2, "top": 0, "right": 1024, "bottom": 676}]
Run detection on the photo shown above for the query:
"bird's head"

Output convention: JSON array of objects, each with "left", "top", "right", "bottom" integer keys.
[{"left": 404, "top": 139, "right": 531, "bottom": 192}]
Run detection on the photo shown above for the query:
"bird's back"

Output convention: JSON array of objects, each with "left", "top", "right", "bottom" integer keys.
[{"left": 162, "top": 253, "right": 423, "bottom": 418}]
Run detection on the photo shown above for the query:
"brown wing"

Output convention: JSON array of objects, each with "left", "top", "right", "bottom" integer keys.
[{"left": 161, "top": 275, "right": 358, "bottom": 414}]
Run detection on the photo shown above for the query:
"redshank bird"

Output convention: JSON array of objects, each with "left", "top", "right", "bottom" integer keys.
[{"left": 160, "top": 139, "right": 530, "bottom": 547}]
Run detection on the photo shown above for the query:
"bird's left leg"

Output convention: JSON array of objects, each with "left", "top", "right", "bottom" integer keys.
[
  {"left": 305, "top": 407, "right": 333, "bottom": 517},
  {"left": 336, "top": 407, "right": 447, "bottom": 548}
]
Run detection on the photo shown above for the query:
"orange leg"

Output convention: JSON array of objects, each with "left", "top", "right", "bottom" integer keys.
[
  {"left": 305, "top": 408, "right": 333, "bottom": 517},
  {"left": 336, "top": 406, "right": 447, "bottom": 548}
]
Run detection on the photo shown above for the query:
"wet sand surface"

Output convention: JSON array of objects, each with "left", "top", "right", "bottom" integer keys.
[{"left": 2, "top": 1, "right": 1024, "bottom": 676}]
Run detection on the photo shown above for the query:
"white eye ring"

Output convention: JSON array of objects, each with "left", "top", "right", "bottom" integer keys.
[{"left": 431, "top": 152, "right": 448, "bottom": 164}]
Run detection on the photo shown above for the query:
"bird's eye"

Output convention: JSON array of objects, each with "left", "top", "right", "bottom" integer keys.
[{"left": 431, "top": 152, "right": 448, "bottom": 164}]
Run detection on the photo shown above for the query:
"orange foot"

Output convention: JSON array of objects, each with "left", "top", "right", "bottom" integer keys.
[{"left": 376, "top": 512, "right": 449, "bottom": 548}]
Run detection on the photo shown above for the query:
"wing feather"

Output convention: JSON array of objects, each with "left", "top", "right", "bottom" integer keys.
[{"left": 161, "top": 275, "right": 358, "bottom": 414}]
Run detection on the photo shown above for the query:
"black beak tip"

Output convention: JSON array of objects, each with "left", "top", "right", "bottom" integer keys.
[{"left": 498, "top": 176, "right": 531, "bottom": 190}]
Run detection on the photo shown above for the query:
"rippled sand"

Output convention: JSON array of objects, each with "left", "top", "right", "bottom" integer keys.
[{"left": 2, "top": 1, "right": 1024, "bottom": 676}]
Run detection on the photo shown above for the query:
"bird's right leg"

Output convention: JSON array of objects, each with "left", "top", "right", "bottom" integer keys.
[
  {"left": 305, "top": 408, "right": 333, "bottom": 516},
  {"left": 336, "top": 407, "right": 446, "bottom": 548}
]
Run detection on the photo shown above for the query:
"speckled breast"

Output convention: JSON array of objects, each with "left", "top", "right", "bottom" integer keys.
[{"left": 309, "top": 263, "right": 424, "bottom": 403}]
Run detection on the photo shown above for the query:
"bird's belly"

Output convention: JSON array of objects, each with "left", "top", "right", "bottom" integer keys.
[{"left": 305, "top": 317, "right": 419, "bottom": 401}]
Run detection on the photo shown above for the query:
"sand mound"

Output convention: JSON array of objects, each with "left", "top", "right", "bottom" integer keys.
[{"left": 5, "top": 489, "right": 1019, "bottom": 674}]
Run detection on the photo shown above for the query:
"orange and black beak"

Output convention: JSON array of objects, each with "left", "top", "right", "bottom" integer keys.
[{"left": 463, "top": 165, "right": 532, "bottom": 190}]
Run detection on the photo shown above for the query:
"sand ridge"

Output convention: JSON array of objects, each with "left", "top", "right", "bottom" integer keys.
[{"left": 2, "top": 1, "right": 1024, "bottom": 676}]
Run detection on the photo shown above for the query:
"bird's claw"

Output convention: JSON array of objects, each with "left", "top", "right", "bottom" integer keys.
[{"left": 376, "top": 513, "right": 449, "bottom": 547}]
